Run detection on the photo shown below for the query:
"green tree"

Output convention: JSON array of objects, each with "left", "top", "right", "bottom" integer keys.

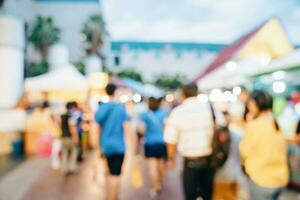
[
  {"left": 0, "top": 0, "right": 5, "bottom": 8},
  {"left": 25, "top": 59, "right": 49, "bottom": 78},
  {"left": 154, "top": 74, "right": 186, "bottom": 90},
  {"left": 73, "top": 61, "right": 86, "bottom": 75},
  {"left": 27, "top": 16, "right": 60, "bottom": 59},
  {"left": 82, "top": 14, "right": 107, "bottom": 55},
  {"left": 116, "top": 69, "right": 143, "bottom": 83}
]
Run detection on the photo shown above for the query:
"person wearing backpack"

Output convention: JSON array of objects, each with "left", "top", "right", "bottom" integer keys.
[
  {"left": 138, "top": 97, "right": 168, "bottom": 199},
  {"left": 164, "top": 83, "right": 216, "bottom": 200},
  {"left": 94, "top": 83, "right": 131, "bottom": 200},
  {"left": 60, "top": 102, "right": 80, "bottom": 174},
  {"left": 239, "top": 90, "right": 289, "bottom": 200}
]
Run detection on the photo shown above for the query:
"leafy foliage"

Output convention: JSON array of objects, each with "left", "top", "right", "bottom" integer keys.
[
  {"left": 116, "top": 69, "right": 143, "bottom": 82},
  {"left": 25, "top": 59, "right": 49, "bottom": 78},
  {"left": 0, "top": 0, "right": 5, "bottom": 8},
  {"left": 27, "top": 16, "right": 60, "bottom": 58},
  {"left": 73, "top": 61, "right": 86, "bottom": 75},
  {"left": 82, "top": 14, "right": 106, "bottom": 55},
  {"left": 153, "top": 74, "right": 186, "bottom": 90}
]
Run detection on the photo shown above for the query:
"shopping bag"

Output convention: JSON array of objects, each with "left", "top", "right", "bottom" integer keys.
[
  {"left": 36, "top": 135, "right": 53, "bottom": 157},
  {"left": 51, "top": 139, "right": 62, "bottom": 169}
]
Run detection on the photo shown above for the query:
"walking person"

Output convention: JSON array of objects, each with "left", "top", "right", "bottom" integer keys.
[
  {"left": 164, "top": 83, "right": 216, "bottom": 200},
  {"left": 240, "top": 90, "right": 289, "bottom": 200},
  {"left": 95, "top": 83, "right": 131, "bottom": 200},
  {"left": 138, "top": 97, "right": 168, "bottom": 199},
  {"left": 60, "top": 102, "right": 80, "bottom": 174}
]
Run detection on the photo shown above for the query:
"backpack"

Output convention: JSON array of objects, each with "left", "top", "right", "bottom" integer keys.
[
  {"left": 209, "top": 103, "right": 231, "bottom": 169},
  {"left": 61, "top": 113, "right": 72, "bottom": 138}
]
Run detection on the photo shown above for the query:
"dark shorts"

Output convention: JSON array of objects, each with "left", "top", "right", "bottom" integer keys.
[
  {"left": 106, "top": 154, "right": 124, "bottom": 176},
  {"left": 144, "top": 143, "right": 166, "bottom": 158}
]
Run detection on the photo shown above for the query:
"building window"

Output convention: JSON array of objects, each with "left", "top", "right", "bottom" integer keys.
[
  {"left": 176, "top": 51, "right": 182, "bottom": 60},
  {"left": 114, "top": 56, "right": 120, "bottom": 66}
]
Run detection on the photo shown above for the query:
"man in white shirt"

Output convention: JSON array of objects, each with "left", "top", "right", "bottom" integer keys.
[{"left": 164, "top": 83, "right": 215, "bottom": 200}]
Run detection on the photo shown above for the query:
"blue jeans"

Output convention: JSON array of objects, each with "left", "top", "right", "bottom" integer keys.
[{"left": 249, "top": 179, "right": 284, "bottom": 200}]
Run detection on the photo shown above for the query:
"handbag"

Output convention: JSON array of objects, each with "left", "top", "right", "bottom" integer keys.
[{"left": 209, "top": 103, "right": 231, "bottom": 169}]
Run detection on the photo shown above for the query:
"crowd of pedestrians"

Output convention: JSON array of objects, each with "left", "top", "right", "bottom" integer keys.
[{"left": 24, "top": 82, "right": 295, "bottom": 200}]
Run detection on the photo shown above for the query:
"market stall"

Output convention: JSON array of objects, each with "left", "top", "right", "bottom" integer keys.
[{"left": 25, "top": 65, "right": 89, "bottom": 102}]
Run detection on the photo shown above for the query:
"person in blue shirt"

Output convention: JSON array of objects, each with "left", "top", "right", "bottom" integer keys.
[
  {"left": 95, "top": 83, "right": 130, "bottom": 200},
  {"left": 138, "top": 97, "right": 168, "bottom": 198}
]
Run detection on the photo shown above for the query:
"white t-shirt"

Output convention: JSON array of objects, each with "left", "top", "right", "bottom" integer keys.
[{"left": 164, "top": 97, "right": 214, "bottom": 157}]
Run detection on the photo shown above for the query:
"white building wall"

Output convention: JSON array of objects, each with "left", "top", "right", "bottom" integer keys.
[
  {"left": 4, "top": 0, "right": 102, "bottom": 61},
  {"left": 114, "top": 48, "right": 216, "bottom": 81}
]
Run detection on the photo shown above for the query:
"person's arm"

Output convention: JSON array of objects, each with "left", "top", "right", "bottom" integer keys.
[
  {"left": 68, "top": 118, "right": 79, "bottom": 145},
  {"left": 164, "top": 113, "right": 180, "bottom": 169},
  {"left": 137, "top": 114, "right": 146, "bottom": 135},
  {"left": 166, "top": 143, "right": 177, "bottom": 168},
  {"left": 93, "top": 109, "right": 103, "bottom": 150}
]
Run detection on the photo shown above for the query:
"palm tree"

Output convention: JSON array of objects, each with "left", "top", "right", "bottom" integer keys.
[
  {"left": 27, "top": 16, "right": 60, "bottom": 59},
  {"left": 82, "top": 14, "right": 107, "bottom": 56}
]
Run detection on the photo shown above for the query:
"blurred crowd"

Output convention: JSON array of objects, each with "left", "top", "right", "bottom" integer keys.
[{"left": 15, "top": 82, "right": 300, "bottom": 200}]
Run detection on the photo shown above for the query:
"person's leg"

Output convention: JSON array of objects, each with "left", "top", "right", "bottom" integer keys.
[
  {"left": 108, "top": 175, "right": 121, "bottom": 200},
  {"left": 69, "top": 144, "right": 78, "bottom": 172},
  {"left": 249, "top": 179, "right": 281, "bottom": 200},
  {"left": 271, "top": 188, "right": 283, "bottom": 200},
  {"left": 183, "top": 159, "right": 198, "bottom": 200},
  {"left": 61, "top": 143, "right": 68, "bottom": 173},
  {"left": 77, "top": 134, "right": 83, "bottom": 162},
  {"left": 148, "top": 158, "right": 161, "bottom": 192},
  {"left": 158, "top": 158, "right": 165, "bottom": 185},
  {"left": 200, "top": 166, "right": 215, "bottom": 200},
  {"left": 106, "top": 154, "right": 124, "bottom": 200}
]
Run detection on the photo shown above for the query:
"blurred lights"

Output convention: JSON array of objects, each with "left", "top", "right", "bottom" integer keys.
[
  {"left": 209, "top": 89, "right": 237, "bottom": 103},
  {"left": 232, "top": 86, "right": 242, "bottom": 96},
  {"left": 101, "top": 95, "right": 109, "bottom": 103},
  {"left": 226, "top": 61, "right": 237, "bottom": 71},
  {"left": 260, "top": 53, "right": 271, "bottom": 66},
  {"left": 197, "top": 94, "right": 208, "bottom": 102},
  {"left": 209, "top": 89, "right": 223, "bottom": 102},
  {"left": 272, "top": 81, "right": 286, "bottom": 94},
  {"left": 132, "top": 94, "right": 142, "bottom": 103},
  {"left": 166, "top": 94, "right": 175, "bottom": 103},
  {"left": 88, "top": 72, "right": 109, "bottom": 90},
  {"left": 120, "top": 95, "right": 129, "bottom": 103},
  {"left": 272, "top": 71, "right": 286, "bottom": 80}
]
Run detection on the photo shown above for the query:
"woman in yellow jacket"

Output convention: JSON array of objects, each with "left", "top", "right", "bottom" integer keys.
[{"left": 240, "top": 90, "right": 289, "bottom": 200}]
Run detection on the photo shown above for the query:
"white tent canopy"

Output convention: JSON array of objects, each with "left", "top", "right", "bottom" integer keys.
[
  {"left": 25, "top": 65, "right": 88, "bottom": 92},
  {"left": 197, "top": 59, "right": 255, "bottom": 91},
  {"left": 249, "top": 49, "right": 300, "bottom": 76}
]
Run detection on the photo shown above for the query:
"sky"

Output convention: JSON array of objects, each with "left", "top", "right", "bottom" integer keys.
[{"left": 102, "top": 0, "right": 300, "bottom": 44}]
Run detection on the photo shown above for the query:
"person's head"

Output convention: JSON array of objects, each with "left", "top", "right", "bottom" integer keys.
[
  {"left": 148, "top": 97, "right": 161, "bottom": 111},
  {"left": 66, "top": 101, "right": 77, "bottom": 112},
  {"left": 41, "top": 101, "right": 49, "bottom": 109},
  {"left": 182, "top": 83, "right": 198, "bottom": 99},
  {"left": 105, "top": 83, "right": 117, "bottom": 97},
  {"left": 239, "top": 86, "right": 249, "bottom": 103},
  {"left": 247, "top": 90, "right": 273, "bottom": 118}
]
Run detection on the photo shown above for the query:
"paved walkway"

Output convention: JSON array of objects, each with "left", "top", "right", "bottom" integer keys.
[
  {"left": 0, "top": 151, "right": 299, "bottom": 200},
  {"left": 0, "top": 158, "right": 48, "bottom": 200},
  {"left": 20, "top": 152, "right": 183, "bottom": 200}
]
